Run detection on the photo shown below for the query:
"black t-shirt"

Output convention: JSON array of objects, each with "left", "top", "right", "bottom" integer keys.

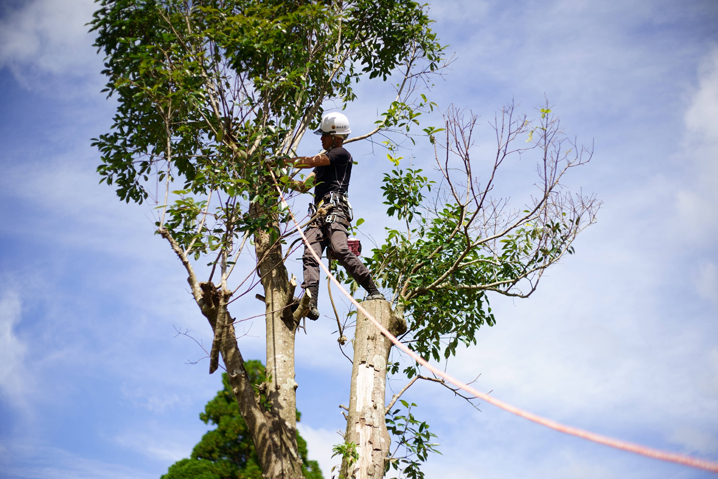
[{"left": 313, "top": 147, "right": 352, "bottom": 203}]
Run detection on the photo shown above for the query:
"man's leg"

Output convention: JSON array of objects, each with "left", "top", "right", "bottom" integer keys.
[
  {"left": 302, "top": 226, "right": 325, "bottom": 320},
  {"left": 328, "top": 223, "right": 384, "bottom": 300}
]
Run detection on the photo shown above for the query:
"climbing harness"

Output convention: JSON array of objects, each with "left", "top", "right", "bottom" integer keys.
[{"left": 308, "top": 192, "right": 353, "bottom": 229}]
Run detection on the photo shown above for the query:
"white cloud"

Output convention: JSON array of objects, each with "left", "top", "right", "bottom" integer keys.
[
  {"left": 297, "top": 424, "right": 343, "bottom": 477},
  {"left": 114, "top": 430, "right": 193, "bottom": 463},
  {"left": 676, "top": 46, "right": 718, "bottom": 243},
  {"left": 428, "top": 0, "right": 490, "bottom": 24},
  {"left": 669, "top": 426, "right": 718, "bottom": 455},
  {"left": 0, "top": 442, "right": 154, "bottom": 479},
  {"left": 430, "top": 0, "right": 687, "bottom": 120},
  {"left": 0, "top": 290, "right": 31, "bottom": 404},
  {"left": 295, "top": 311, "right": 358, "bottom": 373},
  {"left": 419, "top": 421, "right": 666, "bottom": 479},
  {"left": 0, "top": 0, "right": 100, "bottom": 93},
  {"left": 695, "top": 262, "right": 718, "bottom": 305},
  {"left": 0, "top": 151, "right": 164, "bottom": 262},
  {"left": 120, "top": 384, "right": 189, "bottom": 414},
  {"left": 701, "top": 349, "right": 718, "bottom": 398},
  {"left": 685, "top": 47, "right": 718, "bottom": 146}
]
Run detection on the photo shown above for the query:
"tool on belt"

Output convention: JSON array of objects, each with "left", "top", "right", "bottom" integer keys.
[
  {"left": 308, "top": 192, "right": 353, "bottom": 228},
  {"left": 346, "top": 237, "right": 362, "bottom": 256}
]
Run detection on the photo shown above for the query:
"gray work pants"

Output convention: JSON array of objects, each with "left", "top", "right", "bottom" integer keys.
[{"left": 301, "top": 221, "right": 372, "bottom": 301}]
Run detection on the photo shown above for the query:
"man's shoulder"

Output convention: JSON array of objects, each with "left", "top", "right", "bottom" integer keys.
[{"left": 327, "top": 147, "right": 352, "bottom": 164}]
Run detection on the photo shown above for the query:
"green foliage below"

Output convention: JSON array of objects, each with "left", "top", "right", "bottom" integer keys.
[
  {"left": 330, "top": 441, "right": 359, "bottom": 478},
  {"left": 161, "top": 361, "right": 323, "bottom": 479},
  {"left": 162, "top": 458, "right": 221, "bottom": 479},
  {"left": 385, "top": 401, "right": 439, "bottom": 479}
]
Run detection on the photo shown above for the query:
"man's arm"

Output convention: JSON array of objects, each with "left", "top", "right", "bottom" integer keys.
[
  {"left": 290, "top": 153, "right": 330, "bottom": 169},
  {"left": 283, "top": 153, "right": 329, "bottom": 192}
]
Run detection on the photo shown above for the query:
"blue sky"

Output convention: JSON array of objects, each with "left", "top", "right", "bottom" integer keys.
[{"left": 1, "top": 0, "right": 717, "bottom": 478}]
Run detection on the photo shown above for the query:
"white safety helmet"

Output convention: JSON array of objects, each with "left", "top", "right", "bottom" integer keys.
[{"left": 314, "top": 112, "right": 351, "bottom": 137}]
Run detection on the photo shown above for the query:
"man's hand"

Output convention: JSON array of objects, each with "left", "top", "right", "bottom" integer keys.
[{"left": 286, "top": 172, "right": 316, "bottom": 193}]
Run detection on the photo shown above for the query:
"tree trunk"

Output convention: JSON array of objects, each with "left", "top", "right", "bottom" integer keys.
[
  {"left": 253, "top": 216, "right": 305, "bottom": 479},
  {"left": 341, "top": 299, "right": 407, "bottom": 479},
  {"left": 197, "top": 283, "right": 304, "bottom": 479},
  {"left": 162, "top": 215, "right": 305, "bottom": 479},
  {"left": 220, "top": 309, "right": 303, "bottom": 479}
]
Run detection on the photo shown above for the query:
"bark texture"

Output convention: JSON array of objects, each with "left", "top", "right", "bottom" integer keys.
[
  {"left": 253, "top": 220, "right": 305, "bottom": 479},
  {"left": 202, "top": 282, "right": 304, "bottom": 479},
  {"left": 341, "top": 299, "right": 407, "bottom": 479}
]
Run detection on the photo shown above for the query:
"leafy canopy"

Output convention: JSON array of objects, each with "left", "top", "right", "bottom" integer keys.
[{"left": 89, "top": 0, "right": 444, "bottom": 255}]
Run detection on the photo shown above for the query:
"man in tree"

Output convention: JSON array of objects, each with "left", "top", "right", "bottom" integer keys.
[
  {"left": 288, "top": 112, "right": 384, "bottom": 320},
  {"left": 89, "top": 1, "right": 447, "bottom": 477},
  {"left": 91, "top": 1, "right": 599, "bottom": 476}
]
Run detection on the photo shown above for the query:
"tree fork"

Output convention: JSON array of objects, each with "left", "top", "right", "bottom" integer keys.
[
  {"left": 341, "top": 299, "right": 407, "bottom": 479},
  {"left": 178, "top": 226, "right": 305, "bottom": 479}
]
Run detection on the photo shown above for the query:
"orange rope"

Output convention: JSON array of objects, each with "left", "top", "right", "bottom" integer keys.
[{"left": 272, "top": 175, "right": 718, "bottom": 474}]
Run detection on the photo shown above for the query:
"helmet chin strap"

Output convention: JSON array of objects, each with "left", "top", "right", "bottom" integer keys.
[{"left": 326, "top": 134, "right": 342, "bottom": 151}]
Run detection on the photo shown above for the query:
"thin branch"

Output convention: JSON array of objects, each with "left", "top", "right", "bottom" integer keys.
[
  {"left": 226, "top": 229, "right": 250, "bottom": 278},
  {"left": 185, "top": 189, "right": 214, "bottom": 256},
  {"left": 327, "top": 280, "right": 348, "bottom": 345},
  {"left": 385, "top": 376, "right": 419, "bottom": 413},
  {"left": 159, "top": 141, "right": 172, "bottom": 228},
  {"left": 158, "top": 227, "right": 205, "bottom": 308}
]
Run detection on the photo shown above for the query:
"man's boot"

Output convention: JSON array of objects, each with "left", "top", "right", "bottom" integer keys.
[
  {"left": 306, "top": 285, "right": 320, "bottom": 320},
  {"left": 361, "top": 277, "right": 385, "bottom": 301}
]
